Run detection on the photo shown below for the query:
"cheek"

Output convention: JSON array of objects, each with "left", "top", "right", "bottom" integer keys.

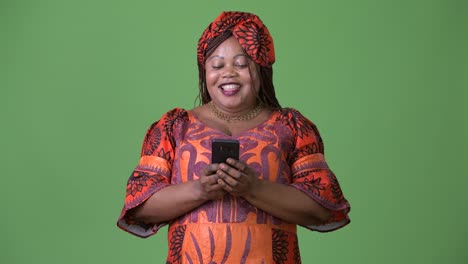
[
  {"left": 248, "top": 71, "right": 261, "bottom": 92},
  {"left": 205, "top": 70, "right": 218, "bottom": 86}
]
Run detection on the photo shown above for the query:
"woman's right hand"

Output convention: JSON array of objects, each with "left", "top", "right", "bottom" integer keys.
[{"left": 198, "top": 164, "right": 226, "bottom": 200}]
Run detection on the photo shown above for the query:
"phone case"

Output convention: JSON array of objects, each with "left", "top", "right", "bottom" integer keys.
[{"left": 211, "top": 139, "right": 240, "bottom": 163}]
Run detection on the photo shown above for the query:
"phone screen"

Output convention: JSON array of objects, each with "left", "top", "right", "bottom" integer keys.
[{"left": 211, "top": 139, "right": 240, "bottom": 163}]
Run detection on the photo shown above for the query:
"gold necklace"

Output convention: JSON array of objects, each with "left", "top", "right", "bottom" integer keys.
[{"left": 209, "top": 101, "right": 263, "bottom": 123}]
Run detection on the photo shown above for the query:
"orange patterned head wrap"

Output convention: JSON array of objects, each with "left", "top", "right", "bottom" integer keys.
[{"left": 197, "top": 11, "right": 275, "bottom": 67}]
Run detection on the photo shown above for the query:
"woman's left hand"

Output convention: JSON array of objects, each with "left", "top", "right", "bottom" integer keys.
[{"left": 216, "top": 158, "right": 259, "bottom": 197}]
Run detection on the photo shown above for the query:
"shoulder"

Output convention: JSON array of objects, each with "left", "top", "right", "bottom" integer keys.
[
  {"left": 159, "top": 108, "right": 190, "bottom": 125},
  {"left": 144, "top": 108, "right": 190, "bottom": 141},
  {"left": 278, "top": 107, "right": 305, "bottom": 119},
  {"left": 277, "top": 107, "right": 324, "bottom": 149},
  {"left": 147, "top": 108, "right": 190, "bottom": 131},
  {"left": 141, "top": 108, "right": 190, "bottom": 155},
  {"left": 277, "top": 107, "right": 316, "bottom": 129}
]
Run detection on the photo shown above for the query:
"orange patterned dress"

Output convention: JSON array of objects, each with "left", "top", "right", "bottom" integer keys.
[{"left": 117, "top": 108, "right": 350, "bottom": 263}]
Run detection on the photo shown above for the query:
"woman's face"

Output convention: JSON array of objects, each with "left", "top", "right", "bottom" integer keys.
[{"left": 205, "top": 37, "right": 260, "bottom": 113}]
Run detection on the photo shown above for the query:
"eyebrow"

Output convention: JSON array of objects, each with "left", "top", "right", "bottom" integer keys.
[{"left": 206, "top": 54, "right": 247, "bottom": 62}]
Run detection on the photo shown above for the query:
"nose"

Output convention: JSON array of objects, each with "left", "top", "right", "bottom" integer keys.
[{"left": 222, "top": 64, "right": 238, "bottom": 78}]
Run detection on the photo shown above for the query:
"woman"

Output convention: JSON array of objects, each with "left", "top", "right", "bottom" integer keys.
[{"left": 117, "top": 11, "right": 350, "bottom": 263}]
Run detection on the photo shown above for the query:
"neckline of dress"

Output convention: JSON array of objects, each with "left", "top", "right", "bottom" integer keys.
[{"left": 188, "top": 108, "right": 278, "bottom": 138}]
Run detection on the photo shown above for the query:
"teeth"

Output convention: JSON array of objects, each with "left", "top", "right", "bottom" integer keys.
[{"left": 220, "top": 84, "right": 240, "bottom": 91}]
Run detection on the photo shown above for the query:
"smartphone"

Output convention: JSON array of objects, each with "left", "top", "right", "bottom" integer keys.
[{"left": 211, "top": 139, "right": 240, "bottom": 163}]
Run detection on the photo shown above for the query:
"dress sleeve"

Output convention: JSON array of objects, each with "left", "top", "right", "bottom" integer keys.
[
  {"left": 286, "top": 109, "right": 351, "bottom": 232},
  {"left": 116, "top": 109, "right": 184, "bottom": 238}
]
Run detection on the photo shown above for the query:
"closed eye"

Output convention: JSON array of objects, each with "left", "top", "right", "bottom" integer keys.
[{"left": 235, "top": 64, "right": 248, "bottom": 68}]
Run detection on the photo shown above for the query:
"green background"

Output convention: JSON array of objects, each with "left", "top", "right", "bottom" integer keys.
[{"left": 2, "top": 0, "right": 467, "bottom": 263}]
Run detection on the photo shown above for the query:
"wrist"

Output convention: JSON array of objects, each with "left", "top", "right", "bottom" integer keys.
[
  {"left": 193, "top": 179, "right": 210, "bottom": 202},
  {"left": 244, "top": 178, "right": 263, "bottom": 201}
]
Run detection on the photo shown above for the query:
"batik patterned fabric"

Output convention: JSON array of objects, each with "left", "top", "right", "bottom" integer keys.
[
  {"left": 197, "top": 11, "right": 275, "bottom": 67},
  {"left": 117, "top": 108, "right": 351, "bottom": 263}
]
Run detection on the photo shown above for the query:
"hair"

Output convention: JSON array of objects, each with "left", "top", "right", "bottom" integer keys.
[{"left": 196, "top": 32, "right": 282, "bottom": 109}]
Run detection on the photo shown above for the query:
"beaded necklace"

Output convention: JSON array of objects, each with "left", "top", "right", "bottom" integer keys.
[{"left": 209, "top": 101, "right": 263, "bottom": 123}]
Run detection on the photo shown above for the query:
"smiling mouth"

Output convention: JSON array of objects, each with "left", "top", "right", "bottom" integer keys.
[{"left": 219, "top": 83, "right": 241, "bottom": 91}]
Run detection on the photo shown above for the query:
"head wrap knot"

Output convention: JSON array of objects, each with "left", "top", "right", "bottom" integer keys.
[{"left": 197, "top": 11, "right": 275, "bottom": 67}]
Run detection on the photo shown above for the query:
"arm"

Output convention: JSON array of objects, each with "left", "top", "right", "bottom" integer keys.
[
  {"left": 245, "top": 178, "right": 330, "bottom": 225},
  {"left": 216, "top": 159, "right": 330, "bottom": 226},
  {"left": 117, "top": 109, "right": 227, "bottom": 237},
  {"left": 132, "top": 164, "right": 226, "bottom": 223}
]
